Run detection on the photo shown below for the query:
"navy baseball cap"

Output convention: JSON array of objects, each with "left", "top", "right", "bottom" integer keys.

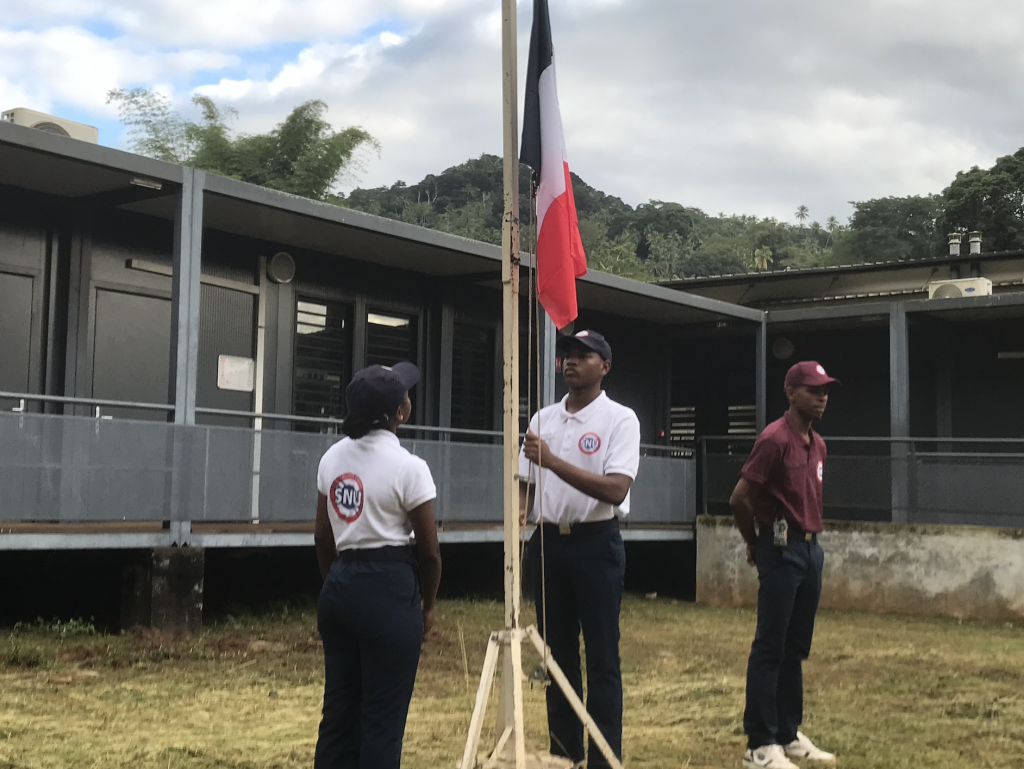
[
  {"left": 785, "top": 361, "right": 840, "bottom": 389},
  {"left": 346, "top": 362, "right": 420, "bottom": 425},
  {"left": 556, "top": 329, "right": 613, "bottom": 362}
]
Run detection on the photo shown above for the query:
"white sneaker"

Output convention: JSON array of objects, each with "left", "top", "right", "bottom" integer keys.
[
  {"left": 743, "top": 744, "right": 799, "bottom": 769},
  {"left": 783, "top": 732, "right": 836, "bottom": 763}
]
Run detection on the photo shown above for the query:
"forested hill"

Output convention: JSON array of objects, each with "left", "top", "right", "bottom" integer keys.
[
  {"left": 342, "top": 150, "right": 1024, "bottom": 281},
  {"left": 105, "top": 90, "right": 1024, "bottom": 280}
]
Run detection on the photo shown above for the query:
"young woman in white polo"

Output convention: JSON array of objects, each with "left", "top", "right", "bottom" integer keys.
[{"left": 313, "top": 361, "right": 442, "bottom": 769}]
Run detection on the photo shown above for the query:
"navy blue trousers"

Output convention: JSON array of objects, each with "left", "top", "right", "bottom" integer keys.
[
  {"left": 744, "top": 528, "right": 824, "bottom": 750},
  {"left": 529, "top": 520, "right": 625, "bottom": 768},
  {"left": 315, "top": 558, "right": 423, "bottom": 769}
]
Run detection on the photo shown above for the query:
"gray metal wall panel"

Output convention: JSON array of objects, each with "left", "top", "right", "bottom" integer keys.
[
  {"left": 629, "top": 456, "right": 696, "bottom": 524},
  {"left": 257, "top": 430, "right": 337, "bottom": 522},
  {"left": 1, "top": 412, "right": 177, "bottom": 522},
  {"left": 198, "top": 427, "right": 255, "bottom": 521},
  {"left": 3, "top": 412, "right": 697, "bottom": 527},
  {"left": 915, "top": 456, "right": 1024, "bottom": 527}
]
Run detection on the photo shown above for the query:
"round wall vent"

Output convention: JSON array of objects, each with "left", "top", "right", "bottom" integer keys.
[
  {"left": 772, "top": 337, "right": 795, "bottom": 360},
  {"left": 267, "top": 252, "right": 296, "bottom": 284}
]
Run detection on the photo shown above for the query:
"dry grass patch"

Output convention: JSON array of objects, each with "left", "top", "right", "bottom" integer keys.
[{"left": 0, "top": 600, "right": 1022, "bottom": 768}]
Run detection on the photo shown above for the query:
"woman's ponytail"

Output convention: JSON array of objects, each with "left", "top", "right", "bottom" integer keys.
[{"left": 341, "top": 413, "right": 376, "bottom": 439}]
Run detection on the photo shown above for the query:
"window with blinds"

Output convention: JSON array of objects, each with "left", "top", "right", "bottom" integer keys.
[
  {"left": 293, "top": 299, "right": 353, "bottom": 431},
  {"left": 728, "top": 404, "right": 758, "bottom": 437},
  {"left": 451, "top": 323, "right": 495, "bottom": 431},
  {"left": 670, "top": 405, "right": 696, "bottom": 456},
  {"left": 366, "top": 311, "right": 416, "bottom": 367}
]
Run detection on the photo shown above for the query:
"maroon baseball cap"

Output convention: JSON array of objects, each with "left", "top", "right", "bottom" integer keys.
[{"left": 784, "top": 361, "right": 840, "bottom": 389}]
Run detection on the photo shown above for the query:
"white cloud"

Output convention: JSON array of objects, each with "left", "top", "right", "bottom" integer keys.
[
  {"left": 0, "top": 26, "right": 234, "bottom": 116},
  {"left": 5, "top": 0, "right": 1024, "bottom": 222}
]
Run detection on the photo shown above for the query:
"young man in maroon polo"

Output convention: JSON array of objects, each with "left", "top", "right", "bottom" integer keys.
[{"left": 729, "top": 361, "right": 839, "bottom": 769}]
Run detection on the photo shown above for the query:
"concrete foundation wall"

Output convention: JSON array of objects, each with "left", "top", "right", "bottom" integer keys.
[{"left": 696, "top": 515, "right": 1024, "bottom": 621}]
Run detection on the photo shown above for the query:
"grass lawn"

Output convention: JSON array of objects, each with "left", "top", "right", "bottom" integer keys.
[{"left": 1, "top": 597, "right": 1022, "bottom": 768}]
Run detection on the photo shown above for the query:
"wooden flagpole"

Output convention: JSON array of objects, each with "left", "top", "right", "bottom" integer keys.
[
  {"left": 496, "top": 0, "right": 526, "bottom": 763},
  {"left": 458, "top": 3, "right": 523, "bottom": 766},
  {"left": 459, "top": 5, "right": 526, "bottom": 766},
  {"left": 460, "top": 3, "right": 623, "bottom": 768}
]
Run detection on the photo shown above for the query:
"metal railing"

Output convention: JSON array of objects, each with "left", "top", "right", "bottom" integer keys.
[
  {"left": 0, "top": 393, "right": 696, "bottom": 530},
  {"left": 701, "top": 435, "right": 1024, "bottom": 529}
]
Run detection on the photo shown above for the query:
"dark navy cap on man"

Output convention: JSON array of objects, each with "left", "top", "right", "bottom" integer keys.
[
  {"left": 784, "top": 360, "right": 839, "bottom": 389},
  {"left": 345, "top": 362, "right": 420, "bottom": 425},
  {"left": 555, "top": 329, "right": 612, "bottom": 362}
]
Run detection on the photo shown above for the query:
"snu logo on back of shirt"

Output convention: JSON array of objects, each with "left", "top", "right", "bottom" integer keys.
[{"left": 330, "top": 473, "right": 364, "bottom": 523}]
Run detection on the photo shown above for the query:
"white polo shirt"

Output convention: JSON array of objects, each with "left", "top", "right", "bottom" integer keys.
[
  {"left": 518, "top": 391, "right": 641, "bottom": 525},
  {"left": 317, "top": 430, "right": 436, "bottom": 552}
]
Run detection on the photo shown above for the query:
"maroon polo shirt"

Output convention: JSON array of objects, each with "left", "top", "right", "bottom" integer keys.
[{"left": 740, "top": 412, "right": 827, "bottom": 533}]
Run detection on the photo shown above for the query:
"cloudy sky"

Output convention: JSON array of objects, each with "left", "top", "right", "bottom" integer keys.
[{"left": 3, "top": 0, "right": 1023, "bottom": 222}]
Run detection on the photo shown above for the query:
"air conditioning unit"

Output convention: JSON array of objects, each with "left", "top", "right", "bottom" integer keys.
[
  {"left": 927, "top": 277, "right": 992, "bottom": 299},
  {"left": 1, "top": 108, "right": 98, "bottom": 144}
]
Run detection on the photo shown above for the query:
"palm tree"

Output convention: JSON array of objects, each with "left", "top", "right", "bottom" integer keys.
[
  {"left": 795, "top": 205, "right": 809, "bottom": 227},
  {"left": 825, "top": 215, "right": 839, "bottom": 246},
  {"left": 751, "top": 246, "right": 773, "bottom": 271}
]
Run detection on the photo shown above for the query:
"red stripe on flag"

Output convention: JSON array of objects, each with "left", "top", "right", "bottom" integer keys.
[{"left": 537, "top": 161, "right": 587, "bottom": 330}]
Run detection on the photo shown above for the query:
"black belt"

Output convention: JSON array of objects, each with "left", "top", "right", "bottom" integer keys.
[
  {"left": 339, "top": 545, "right": 415, "bottom": 564},
  {"left": 760, "top": 525, "right": 818, "bottom": 543},
  {"left": 540, "top": 518, "right": 620, "bottom": 538}
]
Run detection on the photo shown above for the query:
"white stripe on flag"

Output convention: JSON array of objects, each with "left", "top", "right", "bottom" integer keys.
[{"left": 535, "top": 62, "right": 568, "bottom": 235}]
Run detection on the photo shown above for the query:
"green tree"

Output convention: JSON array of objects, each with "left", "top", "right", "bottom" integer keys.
[
  {"left": 795, "top": 204, "right": 809, "bottom": 227},
  {"left": 837, "top": 195, "right": 943, "bottom": 262},
  {"left": 107, "top": 89, "right": 378, "bottom": 201},
  {"left": 940, "top": 148, "right": 1024, "bottom": 252}
]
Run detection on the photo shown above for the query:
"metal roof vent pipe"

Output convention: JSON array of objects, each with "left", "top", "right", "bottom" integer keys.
[
  {"left": 948, "top": 232, "right": 962, "bottom": 257},
  {"left": 969, "top": 231, "right": 982, "bottom": 255}
]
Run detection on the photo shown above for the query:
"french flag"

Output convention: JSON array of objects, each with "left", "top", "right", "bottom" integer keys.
[{"left": 521, "top": 0, "right": 587, "bottom": 331}]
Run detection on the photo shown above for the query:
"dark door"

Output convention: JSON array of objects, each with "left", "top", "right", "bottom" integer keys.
[
  {"left": 0, "top": 211, "right": 48, "bottom": 413},
  {"left": 0, "top": 272, "right": 35, "bottom": 411},
  {"left": 91, "top": 289, "right": 172, "bottom": 420}
]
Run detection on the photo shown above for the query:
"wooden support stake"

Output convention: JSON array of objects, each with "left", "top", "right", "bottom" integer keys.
[
  {"left": 524, "top": 625, "right": 624, "bottom": 769},
  {"left": 461, "top": 633, "right": 503, "bottom": 769},
  {"left": 484, "top": 727, "right": 514, "bottom": 769}
]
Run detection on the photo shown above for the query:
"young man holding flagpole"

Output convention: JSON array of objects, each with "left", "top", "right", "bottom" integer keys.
[
  {"left": 519, "top": 3, "right": 638, "bottom": 768},
  {"left": 519, "top": 330, "right": 640, "bottom": 769}
]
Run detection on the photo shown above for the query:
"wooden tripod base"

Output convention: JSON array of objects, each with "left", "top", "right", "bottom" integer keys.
[
  {"left": 472, "top": 753, "right": 573, "bottom": 769},
  {"left": 459, "top": 625, "right": 624, "bottom": 769}
]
